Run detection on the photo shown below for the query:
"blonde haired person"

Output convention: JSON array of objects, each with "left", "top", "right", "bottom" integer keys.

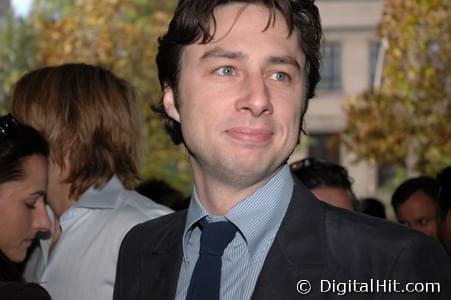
[{"left": 10, "top": 63, "right": 171, "bottom": 300}]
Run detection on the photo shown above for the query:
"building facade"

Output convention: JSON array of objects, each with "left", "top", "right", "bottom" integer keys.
[{"left": 290, "top": 0, "right": 385, "bottom": 198}]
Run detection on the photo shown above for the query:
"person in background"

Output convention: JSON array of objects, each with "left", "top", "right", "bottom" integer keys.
[
  {"left": 290, "top": 157, "right": 359, "bottom": 211},
  {"left": 0, "top": 114, "right": 51, "bottom": 300},
  {"left": 437, "top": 166, "right": 451, "bottom": 256},
  {"left": 9, "top": 63, "right": 172, "bottom": 300},
  {"left": 136, "top": 179, "right": 189, "bottom": 211},
  {"left": 392, "top": 176, "right": 441, "bottom": 238},
  {"left": 360, "top": 197, "right": 386, "bottom": 219},
  {"left": 114, "top": 1, "right": 451, "bottom": 299}
]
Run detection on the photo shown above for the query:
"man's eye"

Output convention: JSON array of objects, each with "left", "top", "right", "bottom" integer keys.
[
  {"left": 215, "top": 66, "right": 235, "bottom": 76},
  {"left": 271, "top": 72, "right": 290, "bottom": 81}
]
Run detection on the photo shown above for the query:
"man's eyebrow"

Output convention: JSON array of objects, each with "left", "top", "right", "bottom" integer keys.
[
  {"left": 268, "top": 56, "right": 302, "bottom": 71},
  {"left": 200, "top": 47, "right": 247, "bottom": 61},
  {"left": 199, "top": 47, "right": 302, "bottom": 71}
]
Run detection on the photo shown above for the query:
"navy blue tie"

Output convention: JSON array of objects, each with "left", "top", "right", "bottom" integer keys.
[{"left": 186, "top": 220, "right": 237, "bottom": 300}]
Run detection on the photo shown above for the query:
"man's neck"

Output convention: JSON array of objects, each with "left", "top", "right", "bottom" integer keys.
[
  {"left": 192, "top": 169, "right": 277, "bottom": 216},
  {"left": 51, "top": 183, "right": 77, "bottom": 219}
]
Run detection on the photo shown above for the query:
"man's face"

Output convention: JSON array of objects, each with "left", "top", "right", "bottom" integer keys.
[
  {"left": 164, "top": 3, "right": 306, "bottom": 191},
  {"left": 396, "top": 191, "right": 440, "bottom": 238}
]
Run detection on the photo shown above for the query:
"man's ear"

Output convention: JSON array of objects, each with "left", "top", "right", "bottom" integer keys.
[{"left": 163, "top": 86, "right": 180, "bottom": 122}]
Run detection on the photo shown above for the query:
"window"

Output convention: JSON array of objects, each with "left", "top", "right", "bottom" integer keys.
[
  {"left": 308, "top": 133, "right": 340, "bottom": 163},
  {"left": 317, "top": 42, "right": 341, "bottom": 91},
  {"left": 377, "top": 164, "right": 397, "bottom": 188},
  {"left": 369, "top": 41, "right": 380, "bottom": 86}
]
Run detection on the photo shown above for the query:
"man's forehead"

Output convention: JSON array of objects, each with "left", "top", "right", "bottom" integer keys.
[
  {"left": 209, "top": 3, "right": 292, "bottom": 40},
  {"left": 180, "top": 4, "right": 303, "bottom": 60}
]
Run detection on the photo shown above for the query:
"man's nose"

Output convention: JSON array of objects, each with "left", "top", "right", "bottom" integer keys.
[{"left": 235, "top": 75, "right": 273, "bottom": 116}]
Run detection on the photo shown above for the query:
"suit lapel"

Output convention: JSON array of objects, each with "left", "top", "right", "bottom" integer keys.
[
  {"left": 252, "top": 179, "right": 331, "bottom": 299},
  {"left": 140, "top": 211, "right": 187, "bottom": 300},
  {"left": 137, "top": 180, "right": 332, "bottom": 299}
]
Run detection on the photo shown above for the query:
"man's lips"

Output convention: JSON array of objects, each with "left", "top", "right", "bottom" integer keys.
[{"left": 225, "top": 127, "right": 273, "bottom": 144}]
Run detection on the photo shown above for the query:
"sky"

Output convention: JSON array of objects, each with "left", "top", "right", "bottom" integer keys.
[{"left": 11, "top": 0, "right": 33, "bottom": 16}]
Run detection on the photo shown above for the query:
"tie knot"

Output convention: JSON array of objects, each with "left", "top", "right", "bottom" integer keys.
[{"left": 199, "top": 220, "right": 237, "bottom": 256}]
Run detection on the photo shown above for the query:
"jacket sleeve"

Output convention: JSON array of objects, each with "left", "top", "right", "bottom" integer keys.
[{"left": 383, "top": 234, "right": 451, "bottom": 299}]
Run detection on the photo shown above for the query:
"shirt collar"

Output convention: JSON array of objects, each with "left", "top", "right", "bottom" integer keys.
[
  {"left": 74, "top": 176, "right": 125, "bottom": 209},
  {"left": 184, "top": 185, "right": 209, "bottom": 233},
  {"left": 183, "top": 164, "right": 293, "bottom": 258}
]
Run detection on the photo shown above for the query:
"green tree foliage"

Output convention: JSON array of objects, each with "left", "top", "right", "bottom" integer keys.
[
  {"left": 345, "top": 0, "right": 451, "bottom": 175},
  {"left": 0, "top": 10, "right": 39, "bottom": 114},
  {"left": 0, "top": 0, "right": 192, "bottom": 195}
]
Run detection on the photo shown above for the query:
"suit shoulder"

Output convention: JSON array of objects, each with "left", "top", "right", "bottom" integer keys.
[
  {"left": 119, "top": 209, "right": 187, "bottom": 253},
  {"left": 324, "top": 204, "right": 425, "bottom": 244},
  {"left": 323, "top": 205, "right": 451, "bottom": 278}
]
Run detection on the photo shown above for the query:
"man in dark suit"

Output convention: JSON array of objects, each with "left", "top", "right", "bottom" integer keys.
[{"left": 114, "top": 0, "right": 451, "bottom": 299}]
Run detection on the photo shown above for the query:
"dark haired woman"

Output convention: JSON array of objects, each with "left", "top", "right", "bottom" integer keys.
[{"left": 0, "top": 114, "right": 51, "bottom": 299}]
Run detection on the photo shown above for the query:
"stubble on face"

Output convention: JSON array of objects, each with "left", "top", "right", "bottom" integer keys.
[{"left": 165, "top": 3, "right": 306, "bottom": 209}]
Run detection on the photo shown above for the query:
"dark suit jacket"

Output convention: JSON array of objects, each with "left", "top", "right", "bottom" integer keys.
[{"left": 114, "top": 180, "right": 451, "bottom": 299}]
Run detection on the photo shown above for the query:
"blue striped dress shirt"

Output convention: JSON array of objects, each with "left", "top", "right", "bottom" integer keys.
[{"left": 175, "top": 164, "right": 294, "bottom": 300}]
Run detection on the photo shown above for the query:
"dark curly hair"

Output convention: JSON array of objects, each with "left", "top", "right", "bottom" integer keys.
[
  {"left": 153, "top": 0, "right": 322, "bottom": 144},
  {"left": 290, "top": 157, "right": 359, "bottom": 210}
]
